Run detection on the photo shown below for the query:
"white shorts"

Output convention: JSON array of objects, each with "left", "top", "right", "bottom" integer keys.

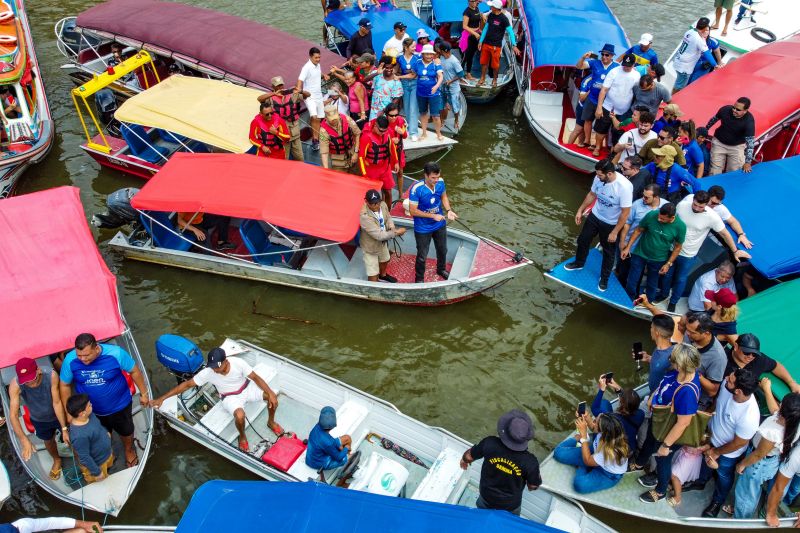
[
  {"left": 221, "top": 381, "right": 265, "bottom": 414},
  {"left": 305, "top": 97, "right": 326, "bottom": 119}
]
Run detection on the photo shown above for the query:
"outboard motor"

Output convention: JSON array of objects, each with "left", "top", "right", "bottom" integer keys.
[
  {"left": 94, "top": 88, "right": 121, "bottom": 137},
  {"left": 92, "top": 187, "right": 140, "bottom": 229},
  {"left": 155, "top": 334, "right": 205, "bottom": 384}
]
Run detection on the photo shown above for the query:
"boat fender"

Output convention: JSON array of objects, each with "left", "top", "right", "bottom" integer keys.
[
  {"left": 0, "top": 35, "right": 16, "bottom": 45},
  {"left": 0, "top": 11, "right": 13, "bottom": 23},
  {"left": 751, "top": 27, "right": 776, "bottom": 43},
  {"left": 512, "top": 95, "right": 524, "bottom": 117}
]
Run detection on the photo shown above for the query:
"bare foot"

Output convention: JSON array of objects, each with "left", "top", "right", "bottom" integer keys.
[
  {"left": 437, "top": 134, "right": 444, "bottom": 141},
  {"left": 477, "top": 78, "right": 486, "bottom": 86},
  {"left": 721, "top": 28, "right": 728, "bottom": 36},
  {"left": 465, "top": 73, "right": 476, "bottom": 81},
  {"left": 711, "top": 22, "right": 720, "bottom": 30},
  {"left": 419, "top": 132, "right": 428, "bottom": 140},
  {"left": 491, "top": 80, "right": 498, "bottom": 87},
  {"left": 453, "top": 121, "right": 460, "bottom": 130}
]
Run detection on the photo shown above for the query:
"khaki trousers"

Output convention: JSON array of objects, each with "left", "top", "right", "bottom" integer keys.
[{"left": 709, "top": 137, "right": 745, "bottom": 175}]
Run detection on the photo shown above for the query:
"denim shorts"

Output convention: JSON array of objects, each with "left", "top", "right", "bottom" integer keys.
[{"left": 417, "top": 93, "right": 443, "bottom": 116}]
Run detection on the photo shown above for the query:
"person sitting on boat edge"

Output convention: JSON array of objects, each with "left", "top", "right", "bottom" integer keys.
[
  {"left": 66, "top": 394, "right": 114, "bottom": 484},
  {"left": 589, "top": 374, "right": 643, "bottom": 450},
  {"left": 306, "top": 406, "right": 353, "bottom": 471},
  {"left": 438, "top": 42, "right": 465, "bottom": 131},
  {"left": 476, "top": 0, "right": 520, "bottom": 88},
  {"left": 248, "top": 101, "right": 291, "bottom": 160},
  {"left": 409, "top": 162, "right": 457, "bottom": 283},
  {"left": 59, "top": 333, "right": 149, "bottom": 469},
  {"left": 0, "top": 516, "right": 103, "bottom": 533},
  {"left": 8, "top": 357, "right": 70, "bottom": 482},
  {"left": 176, "top": 211, "right": 236, "bottom": 251},
  {"left": 0, "top": 86, "right": 20, "bottom": 119},
  {"left": 460, "top": 410, "right": 542, "bottom": 515},
  {"left": 257, "top": 76, "right": 309, "bottom": 162},
  {"left": 359, "top": 189, "right": 406, "bottom": 283},
  {"left": 150, "top": 347, "right": 282, "bottom": 452},
  {"left": 320, "top": 104, "right": 361, "bottom": 173}
]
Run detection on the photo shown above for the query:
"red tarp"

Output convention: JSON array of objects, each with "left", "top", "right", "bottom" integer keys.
[
  {"left": 672, "top": 36, "right": 800, "bottom": 139},
  {"left": 76, "top": 0, "right": 343, "bottom": 90},
  {"left": 0, "top": 187, "right": 124, "bottom": 368},
  {"left": 130, "top": 153, "right": 380, "bottom": 242}
]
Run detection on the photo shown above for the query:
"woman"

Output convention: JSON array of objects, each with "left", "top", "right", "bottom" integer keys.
[
  {"left": 707, "top": 288, "right": 739, "bottom": 345},
  {"left": 411, "top": 44, "right": 444, "bottom": 141},
  {"left": 415, "top": 28, "right": 431, "bottom": 53},
  {"left": 369, "top": 56, "right": 403, "bottom": 121},
  {"left": 330, "top": 69, "right": 368, "bottom": 128},
  {"left": 679, "top": 120, "right": 704, "bottom": 179},
  {"left": 397, "top": 38, "right": 420, "bottom": 141},
  {"left": 553, "top": 413, "right": 630, "bottom": 493},
  {"left": 591, "top": 374, "right": 644, "bottom": 451},
  {"left": 460, "top": 0, "right": 484, "bottom": 79},
  {"left": 385, "top": 101, "right": 407, "bottom": 201},
  {"left": 733, "top": 387, "right": 800, "bottom": 518},
  {"left": 632, "top": 343, "right": 702, "bottom": 504}
]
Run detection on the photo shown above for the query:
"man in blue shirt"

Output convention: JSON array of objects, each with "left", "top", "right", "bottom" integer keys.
[
  {"left": 60, "top": 333, "right": 148, "bottom": 468},
  {"left": 576, "top": 44, "right": 619, "bottom": 153},
  {"left": 642, "top": 145, "right": 703, "bottom": 201},
  {"left": 622, "top": 34, "right": 658, "bottom": 68},
  {"left": 408, "top": 161, "right": 457, "bottom": 283},
  {"left": 306, "top": 406, "right": 352, "bottom": 470}
]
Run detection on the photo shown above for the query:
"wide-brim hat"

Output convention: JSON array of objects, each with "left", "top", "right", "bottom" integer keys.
[
  {"left": 599, "top": 43, "right": 616, "bottom": 55},
  {"left": 497, "top": 409, "right": 534, "bottom": 451}
]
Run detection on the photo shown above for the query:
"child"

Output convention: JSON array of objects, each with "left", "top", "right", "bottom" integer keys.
[
  {"left": 67, "top": 394, "right": 114, "bottom": 484},
  {"left": 669, "top": 437, "right": 710, "bottom": 506},
  {"left": 305, "top": 406, "right": 352, "bottom": 470}
]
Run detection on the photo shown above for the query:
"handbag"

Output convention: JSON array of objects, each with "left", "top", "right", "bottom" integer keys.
[
  {"left": 650, "top": 381, "right": 712, "bottom": 447},
  {"left": 458, "top": 30, "right": 470, "bottom": 53}
]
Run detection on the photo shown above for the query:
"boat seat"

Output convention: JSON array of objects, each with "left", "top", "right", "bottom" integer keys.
[
  {"left": 300, "top": 246, "right": 349, "bottom": 278},
  {"left": 527, "top": 90, "right": 564, "bottom": 141},
  {"left": 544, "top": 497, "right": 582, "bottom": 533},
  {"left": 411, "top": 447, "right": 466, "bottom": 503},
  {"left": 120, "top": 123, "right": 170, "bottom": 164},
  {"left": 197, "top": 362, "right": 279, "bottom": 441},
  {"left": 239, "top": 219, "right": 294, "bottom": 266},
  {"left": 447, "top": 243, "right": 476, "bottom": 279},
  {"left": 140, "top": 211, "right": 196, "bottom": 251},
  {"left": 343, "top": 248, "right": 367, "bottom": 280}
]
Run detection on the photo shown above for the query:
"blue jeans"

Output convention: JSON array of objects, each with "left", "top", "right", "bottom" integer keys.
[
  {"left": 734, "top": 454, "right": 779, "bottom": 518},
  {"left": 698, "top": 453, "right": 740, "bottom": 505},
  {"left": 554, "top": 438, "right": 623, "bottom": 494},
  {"left": 659, "top": 254, "right": 697, "bottom": 305},
  {"left": 625, "top": 254, "right": 664, "bottom": 301},
  {"left": 784, "top": 474, "right": 800, "bottom": 505},
  {"left": 554, "top": 437, "right": 588, "bottom": 466},
  {"left": 674, "top": 71, "right": 691, "bottom": 90},
  {"left": 400, "top": 78, "right": 419, "bottom": 136}
]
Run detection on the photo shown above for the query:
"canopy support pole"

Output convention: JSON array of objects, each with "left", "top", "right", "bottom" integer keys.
[{"left": 782, "top": 121, "right": 800, "bottom": 159}]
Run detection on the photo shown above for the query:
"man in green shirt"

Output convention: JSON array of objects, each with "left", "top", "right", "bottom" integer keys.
[{"left": 621, "top": 202, "right": 685, "bottom": 301}]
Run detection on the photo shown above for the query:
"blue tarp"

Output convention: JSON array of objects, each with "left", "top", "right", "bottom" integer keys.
[
  {"left": 175, "top": 480, "right": 561, "bottom": 532},
  {"left": 705, "top": 155, "right": 800, "bottom": 279},
  {"left": 518, "top": 0, "right": 629, "bottom": 68},
  {"left": 431, "top": 0, "right": 489, "bottom": 23},
  {"left": 326, "top": 5, "right": 437, "bottom": 55}
]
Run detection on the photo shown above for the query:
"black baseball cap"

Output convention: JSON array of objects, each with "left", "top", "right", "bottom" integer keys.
[
  {"left": 359, "top": 18, "right": 372, "bottom": 29},
  {"left": 365, "top": 189, "right": 382, "bottom": 204},
  {"left": 737, "top": 333, "right": 762, "bottom": 356},
  {"left": 696, "top": 17, "right": 711, "bottom": 30},
  {"left": 207, "top": 347, "right": 227, "bottom": 369},
  {"left": 393, "top": 21, "right": 406, "bottom": 30},
  {"left": 621, "top": 54, "right": 636, "bottom": 67}
]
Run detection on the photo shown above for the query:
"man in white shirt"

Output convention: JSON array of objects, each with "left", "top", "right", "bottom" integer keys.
[
  {"left": 564, "top": 159, "right": 633, "bottom": 292},
  {"left": 706, "top": 185, "right": 753, "bottom": 249},
  {"left": 383, "top": 21, "right": 411, "bottom": 57},
  {"left": 612, "top": 110, "right": 656, "bottom": 162},
  {"left": 671, "top": 17, "right": 718, "bottom": 93},
  {"left": 297, "top": 47, "right": 328, "bottom": 151},
  {"left": 593, "top": 54, "right": 641, "bottom": 155},
  {"left": 687, "top": 261, "right": 736, "bottom": 311},
  {"left": 150, "top": 348, "right": 281, "bottom": 452},
  {"left": 684, "top": 368, "right": 760, "bottom": 518}
]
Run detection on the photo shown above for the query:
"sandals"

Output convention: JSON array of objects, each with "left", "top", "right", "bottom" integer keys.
[
  {"left": 238, "top": 438, "right": 249, "bottom": 452},
  {"left": 49, "top": 465, "right": 62, "bottom": 481},
  {"left": 722, "top": 504, "right": 734, "bottom": 515},
  {"left": 627, "top": 462, "right": 644, "bottom": 473},
  {"left": 667, "top": 496, "right": 681, "bottom": 507},
  {"left": 126, "top": 454, "right": 140, "bottom": 468},
  {"left": 268, "top": 422, "right": 285, "bottom": 436}
]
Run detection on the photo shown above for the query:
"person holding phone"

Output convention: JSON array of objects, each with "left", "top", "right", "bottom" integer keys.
[
  {"left": 590, "top": 374, "right": 643, "bottom": 450},
  {"left": 636, "top": 314, "right": 678, "bottom": 394}
]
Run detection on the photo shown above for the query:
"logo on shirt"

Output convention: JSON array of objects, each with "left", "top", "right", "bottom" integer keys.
[
  {"left": 381, "top": 473, "right": 398, "bottom": 491},
  {"left": 80, "top": 369, "right": 107, "bottom": 386},
  {"left": 489, "top": 457, "right": 523, "bottom": 476}
]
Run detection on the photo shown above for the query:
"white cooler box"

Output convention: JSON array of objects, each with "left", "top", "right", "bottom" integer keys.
[{"left": 349, "top": 452, "right": 409, "bottom": 497}]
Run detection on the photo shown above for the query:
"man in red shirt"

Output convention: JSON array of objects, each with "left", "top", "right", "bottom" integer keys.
[
  {"left": 249, "top": 101, "right": 291, "bottom": 159},
  {"left": 358, "top": 115, "right": 399, "bottom": 207}
]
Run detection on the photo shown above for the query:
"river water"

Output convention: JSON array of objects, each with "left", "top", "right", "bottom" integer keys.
[{"left": 1, "top": 0, "right": 701, "bottom": 529}]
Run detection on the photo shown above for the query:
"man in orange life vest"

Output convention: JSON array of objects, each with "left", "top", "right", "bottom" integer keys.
[
  {"left": 248, "top": 101, "right": 291, "bottom": 159},
  {"left": 257, "top": 76, "right": 308, "bottom": 162},
  {"left": 358, "top": 115, "right": 399, "bottom": 207},
  {"left": 320, "top": 105, "right": 361, "bottom": 173}
]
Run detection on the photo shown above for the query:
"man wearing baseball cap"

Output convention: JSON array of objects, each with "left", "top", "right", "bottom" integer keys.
[
  {"left": 621, "top": 33, "right": 659, "bottom": 69},
  {"left": 347, "top": 18, "right": 373, "bottom": 60},
  {"left": 477, "top": 0, "right": 520, "bottom": 88},
  {"left": 383, "top": 21, "right": 410, "bottom": 57},
  {"left": 460, "top": 409, "right": 542, "bottom": 515},
  {"left": 671, "top": 17, "right": 718, "bottom": 93},
  {"left": 724, "top": 334, "right": 800, "bottom": 393},
  {"left": 150, "top": 347, "right": 283, "bottom": 452},
  {"left": 305, "top": 406, "right": 354, "bottom": 470},
  {"left": 8, "top": 358, "right": 69, "bottom": 480},
  {"left": 359, "top": 189, "right": 406, "bottom": 282},
  {"left": 257, "top": 76, "right": 309, "bottom": 162}
]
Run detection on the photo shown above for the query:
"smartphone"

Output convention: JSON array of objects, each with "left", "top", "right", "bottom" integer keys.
[
  {"left": 633, "top": 296, "right": 644, "bottom": 306},
  {"left": 588, "top": 53, "right": 598, "bottom": 60},
  {"left": 577, "top": 401, "right": 586, "bottom": 416},
  {"left": 604, "top": 372, "right": 614, "bottom": 383},
  {"left": 633, "top": 341, "right": 643, "bottom": 360}
]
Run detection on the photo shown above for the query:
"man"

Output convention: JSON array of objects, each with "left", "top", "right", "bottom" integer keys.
[
  {"left": 690, "top": 33, "right": 722, "bottom": 85},
  {"left": 684, "top": 369, "right": 759, "bottom": 518},
  {"left": 706, "top": 96, "right": 755, "bottom": 174},
  {"left": 257, "top": 76, "right": 308, "bottom": 162},
  {"left": 687, "top": 261, "right": 735, "bottom": 311},
  {"left": 639, "top": 126, "right": 686, "bottom": 166},
  {"left": 576, "top": 44, "right": 619, "bottom": 152},
  {"left": 358, "top": 115, "right": 399, "bottom": 208},
  {"left": 150, "top": 347, "right": 281, "bottom": 452},
  {"left": 67, "top": 394, "right": 113, "bottom": 484},
  {"left": 705, "top": 186, "right": 753, "bottom": 248},
  {"left": 621, "top": 202, "right": 686, "bottom": 301},
  {"left": 564, "top": 160, "right": 633, "bottom": 292},
  {"left": 619, "top": 155, "right": 654, "bottom": 200},
  {"left": 297, "top": 47, "right": 328, "bottom": 151},
  {"left": 593, "top": 54, "right": 641, "bottom": 157},
  {"left": 408, "top": 162, "right": 457, "bottom": 283},
  {"left": 0, "top": 86, "right": 20, "bottom": 118},
  {"left": 617, "top": 183, "right": 664, "bottom": 282},
  {"left": 306, "top": 406, "right": 353, "bottom": 470},
  {"left": 724, "top": 333, "right": 800, "bottom": 393},
  {"left": 248, "top": 101, "right": 290, "bottom": 160},
  {"left": 636, "top": 314, "right": 678, "bottom": 393},
  {"left": 712, "top": 0, "right": 735, "bottom": 37},
  {"left": 460, "top": 410, "right": 541, "bottom": 515},
  {"left": 359, "top": 189, "right": 406, "bottom": 282},
  {"left": 0, "top": 517, "right": 103, "bottom": 533},
  {"left": 671, "top": 17, "right": 718, "bottom": 93},
  {"left": 176, "top": 211, "right": 235, "bottom": 251},
  {"left": 383, "top": 21, "right": 410, "bottom": 57},
  {"left": 438, "top": 42, "right": 465, "bottom": 130},
  {"left": 642, "top": 145, "right": 702, "bottom": 201},
  {"left": 681, "top": 311, "right": 727, "bottom": 409},
  {"left": 613, "top": 111, "right": 656, "bottom": 163},
  {"left": 477, "top": 0, "right": 520, "bottom": 88},
  {"left": 346, "top": 18, "right": 373, "bottom": 59},
  {"left": 622, "top": 33, "right": 658, "bottom": 68},
  {"left": 652, "top": 103, "right": 682, "bottom": 134},
  {"left": 631, "top": 75, "right": 670, "bottom": 116},
  {"left": 60, "top": 333, "right": 149, "bottom": 469},
  {"left": 9, "top": 358, "right": 69, "bottom": 481},
  {"left": 319, "top": 104, "right": 360, "bottom": 172},
  {"left": 659, "top": 191, "right": 750, "bottom": 312}
]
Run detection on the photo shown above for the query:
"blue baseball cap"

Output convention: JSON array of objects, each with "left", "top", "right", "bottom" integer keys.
[{"left": 319, "top": 406, "right": 337, "bottom": 430}]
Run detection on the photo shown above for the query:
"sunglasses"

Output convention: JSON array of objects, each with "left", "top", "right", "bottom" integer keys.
[
  {"left": 387, "top": 113, "right": 399, "bottom": 117},
  {"left": 733, "top": 106, "right": 746, "bottom": 112},
  {"left": 263, "top": 111, "right": 274, "bottom": 116},
  {"left": 601, "top": 53, "right": 612, "bottom": 57},
  {"left": 658, "top": 135, "right": 669, "bottom": 140}
]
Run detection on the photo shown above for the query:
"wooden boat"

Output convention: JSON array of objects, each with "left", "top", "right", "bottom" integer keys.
[
  {"left": 661, "top": 0, "right": 800, "bottom": 92},
  {"left": 109, "top": 153, "right": 530, "bottom": 306},
  {"left": 0, "top": 186, "right": 153, "bottom": 516},
  {"left": 411, "top": 0, "right": 516, "bottom": 104},
  {"left": 145, "top": 335, "right": 614, "bottom": 532},
  {"left": 511, "top": 0, "right": 629, "bottom": 172},
  {"left": 0, "top": 0, "right": 54, "bottom": 198}
]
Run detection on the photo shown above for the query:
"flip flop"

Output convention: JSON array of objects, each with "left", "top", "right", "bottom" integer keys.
[
  {"left": 722, "top": 504, "right": 734, "bottom": 515},
  {"left": 667, "top": 496, "right": 680, "bottom": 507},
  {"left": 126, "top": 454, "right": 140, "bottom": 468},
  {"left": 238, "top": 438, "right": 249, "bottom": 452},
  {"left": 49, "top": 465, "right": 62, "bottom": 481},
  {"left": 268, "top": 422, "right": 285, "bottom": 436}
]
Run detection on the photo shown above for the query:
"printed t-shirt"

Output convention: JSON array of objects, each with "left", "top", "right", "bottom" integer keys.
[
  {"left": 626, "top": 44, "right": 659, "bottom": 66},
  {"left": 61, "top": 344, "right": 135, "bottom": 416},
  {"left": 651, "top": 370, "right": 701, "bottom": 415},
  {"left": 632, "top": 210, "right": 686, "bottom": 262},
  {"left": 673, "top": 29, "right": 709, "bottom": 74},
  {"left": 676, "top": 197, "right": 725, "bottom": 257},
  {"left": 590, "top": 175, "right": 633, "bottom": 225},
  {"left": 397, "top": 54, "right": 419, "bottom": 75},
  {"left": 586, "top": 59, "right": 619, "bottom": 104},
  {"left": 482, "top": 12, "right": 510, "bottom": 47},
  {"left": 470, "top": 436, "right": 542, "bottom": 511},
  {"left": 409, "top": 178, "right": 446, "bottom": 234},
  {"left": 708, "top": 385, "right": 760, "bottom": 458},
  {"left": 414, "top": 59, "right": 443, "bottom": 97},
  {"left": 192, "top": 357, "right": 253, "bottom": 395},
  {"left": 369, "top": 76, "right": 403, "bottom": 120}
]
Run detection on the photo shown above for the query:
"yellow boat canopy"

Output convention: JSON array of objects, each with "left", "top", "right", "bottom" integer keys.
[{"left": 114, "top": 75, "right": 264, "bottom": 154}]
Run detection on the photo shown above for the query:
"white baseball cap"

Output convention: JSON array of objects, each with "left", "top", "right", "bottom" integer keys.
[
  {"left": 639, "top": 33, "right": 654, "bottom": 45},
  {"left": 488, "top": 0, "right": 503, "bottom": 8}
]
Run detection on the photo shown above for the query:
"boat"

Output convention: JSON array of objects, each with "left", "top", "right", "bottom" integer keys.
[
  {"left": 544, "top": 155, "right": 800, "bottom": 319},
  {"left": 0, "top": 0, "right": 54, "bottom": 198},
  {"left": 0, "top": 186, "right": 153, "bottom": 516},
  {"left": 324, "top": 3, "right": 468, "bottom": 137},
  {"left": 661, "top": 0, "right": 800, "bottom": 92},
  {"left": 510, "top": 0, "right": 630, "bottom": 172},
  {"left": 0, "top": 460, "right": 9, "bottom": 510},
  {"left": 146, "top": 335, "right": 613, "bottom": 533},
  {"left": 109, "top": 153, "right": 530, "bottom": 306},
  {"left": 670, "top": 35, "right": 800, "bottom": 164}
]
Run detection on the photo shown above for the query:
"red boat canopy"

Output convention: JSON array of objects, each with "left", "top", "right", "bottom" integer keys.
[
  {"left": 76, "top": 0, "right": 342, "bottom": 90},
  {"left": 0, "top": 187, "right": 125, "bottom": 368},
  {"left": 672, "top": 36, "right": 800, "bottom": 139},
  {"left": 131, "top": 153, "right": 380, "bottom": 242}
]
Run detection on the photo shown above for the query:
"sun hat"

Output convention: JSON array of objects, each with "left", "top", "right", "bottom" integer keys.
[{"left": 497, "top": 409, "right": 534, "bottom": 452}]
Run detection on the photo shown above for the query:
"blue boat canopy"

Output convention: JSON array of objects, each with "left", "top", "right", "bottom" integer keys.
[
  {"left": 326, "top": 5, "right": 437, "bottom": 55},
  {"left": 431, "top": 0, "right": 489, "bottom": 24},
  {"left": 176, "top": 480, "right": 560, "bottom": 532},
  {"left": 705, "top": 155, "right": 800, "bottom": 279},
  {"left": 519, "top": 0, "right": 629, "bottom": 68}
]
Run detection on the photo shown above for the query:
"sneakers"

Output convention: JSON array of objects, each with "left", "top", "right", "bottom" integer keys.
[
  {"left": 639, "top": 490, "right": 666, "bottom": 503},
  {"left": 682, "top": 480, "right": 706, "bottom": 493},
  {"left": 667, "top": 302, "right": 677, "bottom": 313},
  {"left": 563, "top": 261, "right": 584, "bottom": 271},
  {"left": 637, "top": 472, "right": 658, "bottom": 488},
  {"left": 598, "top": 279, "right": 608, "bottom": 292},
  {"left": 702, "top": 501, "right": 722, "bottom": 518},
  {"left": 437, "top": 270, "right": 449, "bottom": 280},
  {"left": 378, "top": 274, "right": 398, "bottom": 283},
  {"left": 410, "top": 134, "right": 419, "bottom": 142}
]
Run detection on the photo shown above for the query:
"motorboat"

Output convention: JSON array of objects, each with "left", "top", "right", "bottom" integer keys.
[
  {"left": 545, "top": 156, "right": 800, "bottom": 319},
  {"left": 0, "top": 460, "right": 9, "bottom": 510},
  {"left": 109, "top": 153, "right": 530, "bottom": 306},
  {"left": 0, "top": 186, "right": 153, "bottom": 516},
  {"left": 0, "top": 0, "right": 53, "bottom": 198},
  {"left": 661, "top": 0, "right": 800, "bottom": 92}
]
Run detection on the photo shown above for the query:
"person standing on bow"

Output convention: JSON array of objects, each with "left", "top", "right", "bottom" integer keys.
[
  {"left": 296, "top": 47, "right": 328, "bottom": 151},
  {"left": 477, "top": 0, "right": 520, "bottom": 88},
  {"left": 385, "top": 101, "right": 407, "bottom": 198},
  {"left": 358, "top": 115, "right": 399, "bottom": 207},
  {"left": 257, "top": 76, "right": 308, "bottom": 162},
  {"left": 320, "top": 105, "right": 360, "bottom": 173},
  {"left": 248, "top": 101, "right": 290, "bottom": 159},
  {"left": 412, "top": 44, "right": 444, "bottom": 141},
  {"left": 408, "top": 162, "right": 456, "bottom": 283}
]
